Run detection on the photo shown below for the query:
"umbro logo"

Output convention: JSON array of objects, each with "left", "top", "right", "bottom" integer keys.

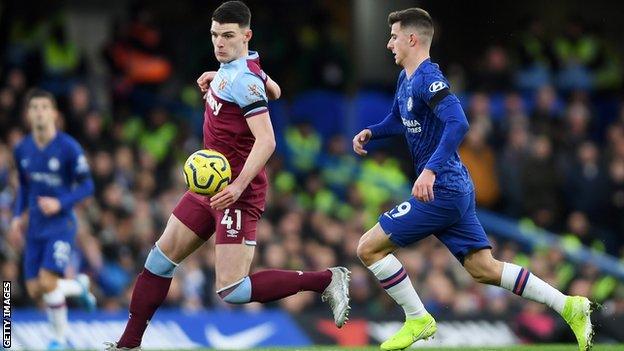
[
  {"left": 226, "top": 229, "right": 239, "bottom": 237},
  {"left": 428, "top": 81, "right": 448, "bottom": 93}
]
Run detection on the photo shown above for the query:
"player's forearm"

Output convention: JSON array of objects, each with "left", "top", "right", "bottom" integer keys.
[
  {"left": 425, "top": 102, "right": 469, "bottom": 173},
  {"left": 233, "top": 137, "right": 276, "bottom": 189},
  {"left": 58, "top": 178, "right": 95, "bottom": 211},
  {"left": 367, "top": 113, "right": 405, "bottom": 140}
]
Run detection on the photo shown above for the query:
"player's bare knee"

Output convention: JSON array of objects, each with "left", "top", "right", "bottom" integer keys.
[
  {"left": 26, "top": 283, "right": 41, "bottom": 300},
  {"left": 465, "top": 255, "right": 501, "bottom": 285},
  {"left": 38, "top": 274, "right": 58, "bottom": 293},
  {"left": 356, "top": 239, "right": 375, "bottom": 265}
]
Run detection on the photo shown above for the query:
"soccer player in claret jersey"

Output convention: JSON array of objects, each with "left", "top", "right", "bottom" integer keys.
[
  {"left": 9, "top": 89, "right": 96, "bottom": 350},
  {"left": 106, "top": 2, "right": 350, "bottom": 350},
  {"left": 352, "top": 8, "right": 596, "bottom": 351}
]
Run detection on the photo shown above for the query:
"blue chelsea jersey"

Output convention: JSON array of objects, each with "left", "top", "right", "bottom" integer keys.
[
  {"left": 13, "top": 132, "right": 94, "bottom": 238},
  {"left": 394, "top": 59, "right": 473, "bottom": 196}
]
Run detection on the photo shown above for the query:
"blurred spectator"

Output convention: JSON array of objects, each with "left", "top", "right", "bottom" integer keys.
[
  {"left": 284, "top": 122, "right": 322, "bottom": 178},
  {"left": 320, "top": 135, "right": 358, "bottom": 197},
  {"left": 521, "top": 135, "right": 562, "bottom": 230},
  {"left": 42, "top": 22, "right": 83, "bottom": 79},
  {"left": 516, "top": 17, "right": 556, "bottom": 90},
  {"left": 474, "top": 46, "right": 513, "bottom": 92},
  {"left": 530, "top": 85, "right": 562, "bottom": 139},
  {"left": 459, "top": 121, "right": 501, "bottom": 208},
  {"left": 562, "top": 142, "right": 608, "bottom": 222},
  {"left": 553, "top": 17, "right": 597, "bottom": 91},
  {"left": 65, "top": 84, "right": 94, "bottom": 137},
  {"left": 606, "top": 159, "right": 624, "bottom": 236},
  {"left": 559, "top": 100, "right": 593, "bottom": 157},
  {"left": 104, "top": 8, "right": 172, "bottom": 91},
  {"left": 562, "top": 211, "right": 605, "bottom": 253}
]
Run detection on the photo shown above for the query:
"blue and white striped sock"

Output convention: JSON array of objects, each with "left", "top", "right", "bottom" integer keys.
[
  {"left": 368, "top": 254, "right": 426, "bottom": 319},
  {"left": 501, "top": 262, "right": 566, "bottom": 314}
]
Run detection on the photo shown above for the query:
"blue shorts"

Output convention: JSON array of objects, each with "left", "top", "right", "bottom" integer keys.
[
  {"left": 23, "top": 231, "right": 75, "bottom": 280},
  {"left": 379, "top": 191, "right": 491, "bottom": 263}
]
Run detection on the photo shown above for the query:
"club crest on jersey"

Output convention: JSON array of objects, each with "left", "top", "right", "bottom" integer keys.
[
  {"left": 247, "top": 84, "right": 262, "bottom": 99},
  {"left": 428, "top": 81, "right": 448, "bottom": 93},
  {"left": 48, "top": 157, "right": 60, "bottom": 171},
  {"left": 206, "top": 90, "right": 223, "bottom": 116},
  {"left": 407, "top": 96, "right": 414, "bottom": 111},
  {"left": 218, "top": 78, "right": 227, "bottom": 91}
]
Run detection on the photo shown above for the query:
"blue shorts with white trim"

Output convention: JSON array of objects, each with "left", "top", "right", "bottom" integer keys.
[{"left": 378, "top": 191, "right": 491, "bottom": 263}]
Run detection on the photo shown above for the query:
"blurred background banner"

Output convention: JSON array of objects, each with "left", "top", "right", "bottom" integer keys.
[
  {"left": 11, "top": 309, "right": 311, "bottom": 350},
  {"left": 1, "top": 0, "right": 624, "bottom": 348}
]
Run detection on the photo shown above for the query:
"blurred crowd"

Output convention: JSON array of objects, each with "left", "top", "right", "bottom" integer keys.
[{"left": 0, "top": 1, "right": 623, "bottom": 344}]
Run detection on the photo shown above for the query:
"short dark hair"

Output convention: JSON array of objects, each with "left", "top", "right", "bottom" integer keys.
[
  {"left": 24, "top": 88, "right": 57, "bottom": 109},
  {"left": 212, "top": 1, "right": 251, "bottom": 27},
  {"left": 388, "top": 8, "right": 434, "bottom": 41}
]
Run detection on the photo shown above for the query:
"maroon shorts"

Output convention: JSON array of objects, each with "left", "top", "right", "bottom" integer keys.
[{"left": 172, "top": 191, "right": 261, "bottom": 245}]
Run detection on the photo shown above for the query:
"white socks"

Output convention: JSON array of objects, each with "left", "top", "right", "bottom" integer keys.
[
  {"left": 368, "top": 254, "right": 426, "bottom": 319},
  {"left": 500, "top": 262, "right": 567, "bottom": 314},
  {"left": 57, "top": 278, "right": 83, "bottom": 297},
  {"left": 42, "top": 288, "right": 68, "bottom": 343}
]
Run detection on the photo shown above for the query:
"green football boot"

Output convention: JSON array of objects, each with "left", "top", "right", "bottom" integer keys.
[
  {"left": 380, "top": 313, "right": 437, "bottom": 350},
  {"left": 562, "top": 296, "right": 599, "bottom": 351}
]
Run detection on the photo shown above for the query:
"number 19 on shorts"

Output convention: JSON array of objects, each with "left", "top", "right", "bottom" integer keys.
[{"left": 385, "top": 201, "right": 411, "bottom": 218}]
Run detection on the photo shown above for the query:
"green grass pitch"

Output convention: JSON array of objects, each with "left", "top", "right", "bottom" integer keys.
[{"left": 142, "top": 345, "right": 624, "bottom": 351}]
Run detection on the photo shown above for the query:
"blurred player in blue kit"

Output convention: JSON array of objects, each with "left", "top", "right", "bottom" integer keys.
[
  {"left": 352, "top": 8, "right": 596, "bottom": 351},
  {"left": 9, "top": 89, "right": 96, "bottom": 350}
]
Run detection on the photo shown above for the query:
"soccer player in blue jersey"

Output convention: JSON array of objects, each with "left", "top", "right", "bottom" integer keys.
[
  {"left": 9, "top": 89, "right": 96, "bottom": 350},
  {"left": 352, "top": 8, "right": 595, "bottom": 351}
]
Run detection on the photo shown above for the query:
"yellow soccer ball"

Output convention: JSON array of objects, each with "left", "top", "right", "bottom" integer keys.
[{"left": 183, "top": 149, "right": 231, "bottom": 196}]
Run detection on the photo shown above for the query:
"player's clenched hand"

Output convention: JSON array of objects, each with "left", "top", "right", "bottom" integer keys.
[
  {"left": 353, "top": 129, "right": 372, "bottom": 156},
  {"left": 38, "top": 196, "right": 61, "bottom": 216},
  {"left": 197, "top": 71, "right": 217, "bottom": 93},
  {"left": 412, "top": 169, "right": 436, "bottom": 202},
  {"left": 210, "top": 182, "right": 244, "bottom": 211}
]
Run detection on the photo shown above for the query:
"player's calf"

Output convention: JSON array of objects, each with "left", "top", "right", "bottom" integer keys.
[
  {"left": 463, "top": 249, "right": 503, "bottom": 285},
  {"left": 466, "top": 249, "right": 570, "bottom": 315},
  {"left": 115, "top": 244, "right": 177, "bottom": 349}
]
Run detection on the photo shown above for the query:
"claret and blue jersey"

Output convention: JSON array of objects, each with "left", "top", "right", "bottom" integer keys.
[{"left": 13, "top": 132, "right": 94, "bottom": 278}]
